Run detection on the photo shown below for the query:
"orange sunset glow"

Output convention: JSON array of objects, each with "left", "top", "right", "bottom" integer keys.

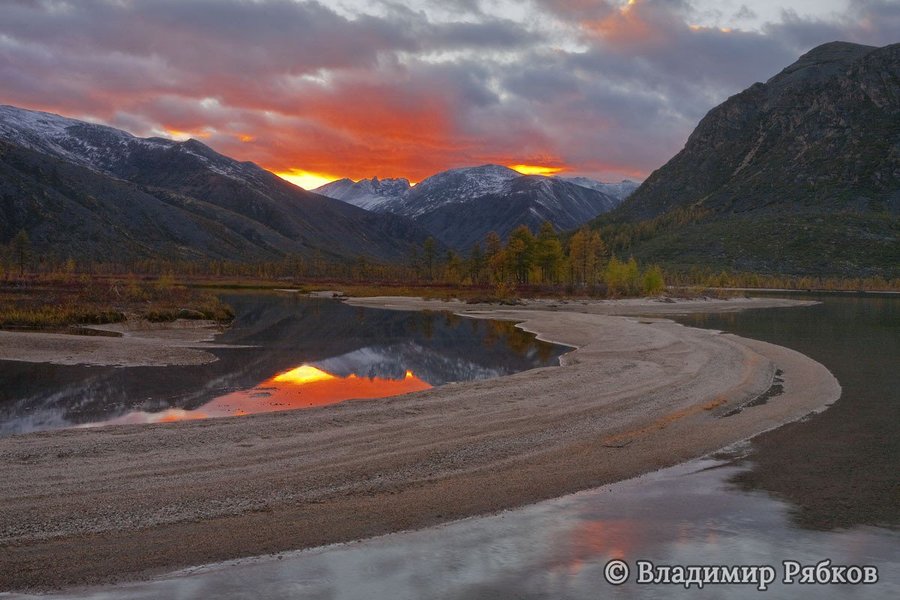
[
  {"left": 93, "top": 365, "right": 432, "bottom": 426},
  {"left": 164, "top": 128, "right": 211, "bottom": 141},
  {"left": 509, "top": 165, "right": 566, "bottom": 176},
  {"left": 2, "top": 0, "right": 888, "bottom": 188},
  {"left": 275, "top": 169, "right": 342, "bottom": 190}
]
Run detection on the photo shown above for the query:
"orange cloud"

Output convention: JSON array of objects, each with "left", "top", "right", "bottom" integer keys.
[
  {"left": 581, "top": 0, "right": 667, "bottom": 47},
  {"left": 3, "top": 0, "right": 895, "bottom": 186},
  {"left": 186, "top": 76, "right": 567, "bottom": 182}
]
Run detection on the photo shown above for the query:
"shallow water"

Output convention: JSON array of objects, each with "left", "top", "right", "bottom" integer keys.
[
  {"left": 0, "top": 293, "right": 566, "bottom": 436},
  {"left": 6, "top": 295, "right": 898, "bottom": 599},
  {"left": 676, "top": 294, "right": 899, "bottom": 531},
  {"left": 15, "top": 449, "right": 897, "bottom": 600}
]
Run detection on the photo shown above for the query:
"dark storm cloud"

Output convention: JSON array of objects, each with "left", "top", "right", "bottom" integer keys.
[
  {"left": 765, "top": 1, "right": 900, "bottom": 50},
  {"left": 0, "top": 0, "right": 895, "bottom": 181}
]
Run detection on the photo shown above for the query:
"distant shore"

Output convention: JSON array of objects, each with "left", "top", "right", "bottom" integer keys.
[{"left": 0, "top": 296, "right": 840, "bottom": 591}]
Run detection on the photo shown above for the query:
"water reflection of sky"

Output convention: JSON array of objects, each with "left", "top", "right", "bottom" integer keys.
[
  {"left": 22, "top": 449, "right": 897, "bottom": 600},
  {"left": 3, "top": 295, "right": 896, "bottom": 599},
  {"left": 94, "top": 365, "right": 432, "bottom": 426},
  {"left": 0, "top": 295, "right": 567, "bottom": 435}
]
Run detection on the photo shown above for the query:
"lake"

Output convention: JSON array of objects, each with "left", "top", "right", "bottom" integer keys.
[{"left": 0, "top": 293, "right": 566, "bottom": 437}]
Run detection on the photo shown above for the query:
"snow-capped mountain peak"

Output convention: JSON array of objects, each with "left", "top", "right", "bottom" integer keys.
[
  {"left": 413, "top": 164, "right": 521, "bottom": 198},
  {"left": 313, "top": 162, "right": 631, "bottom": 249},
  {"left": 314, "top": 176, "right": 411, "bottom": 211},
  {"left": 0, "top": 104, "right": 266, "bottom": 184}
]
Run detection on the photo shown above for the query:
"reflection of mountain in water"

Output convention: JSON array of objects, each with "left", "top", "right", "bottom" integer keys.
[
  {"left": 314, "top": 342, "right": 540, "bottom": 385},
  {"left": 0, "top": 295, "right": 566, "bottom": 436}
]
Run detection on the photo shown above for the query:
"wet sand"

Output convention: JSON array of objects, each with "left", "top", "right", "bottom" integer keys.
[
  {"left": 0, "top": 297, "right": 839, "bottom": 591},
  {"left": 0, "top": 319, "right": 228, "bottom": 367}
]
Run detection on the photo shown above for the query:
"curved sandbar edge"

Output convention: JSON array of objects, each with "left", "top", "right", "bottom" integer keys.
[{"left": 0, "top": 296, "right": 839, "bottom": 591}]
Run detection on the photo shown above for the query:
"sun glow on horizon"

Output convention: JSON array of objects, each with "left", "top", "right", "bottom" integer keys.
[
  {"left": 272, "top": 365, "right": 336, "bottom": 385},
  {"left": 163, "top": 128, "right": 211, "bottom": 141},
  {"left": 509, "top": 164, "right": 566, "bottom": 176},
  {"left": 275, "top": 168, "right": 341, "bottom": 190}
]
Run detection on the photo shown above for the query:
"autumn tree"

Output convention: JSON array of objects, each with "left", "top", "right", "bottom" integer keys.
[
  {"left": 505, "top": 225, "right": 535, "bottom": 284},
  {"left": 586, "top": 230, "right": 608, "bottom": 283},
  {"left": 444, "top": 250, "right": 463, "bottom": 285},
  {"left": 568, "top": 227, "right": 588, "bottom": 286},
  {"left": 604, "top": 257, "right": 640, "bottom": 297},
  {"left": 535, "top": 222, "right": 564, "bottom": 284},
  {"left": 484, "top": 231, "right": 505, "bottom": 282},
  {"left": 467, "top": 243, "right": 487, "bottom": 285},
  {"left": 642, "top": 265, "right": 665, "bottom": 295},
  {"left": 568, "top": 227, "right": 610, "bottom": 286}
]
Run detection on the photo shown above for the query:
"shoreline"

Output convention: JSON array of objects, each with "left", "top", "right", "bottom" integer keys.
[
  {"left": 0, "top": 297, "right": 840, "bottom": 591},
  {"left": 0, "top": 318, "right": 230, "bottom": 367}
]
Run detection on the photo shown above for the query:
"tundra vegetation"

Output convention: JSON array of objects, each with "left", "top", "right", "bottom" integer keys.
[{"left": 1, "top": 222, "right": 895, "bottom": 329}]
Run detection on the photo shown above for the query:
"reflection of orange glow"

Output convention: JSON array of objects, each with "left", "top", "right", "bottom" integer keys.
[
  {"left": 545, "top": 519, "right": 640, "bottom": 575},
  {"left": 509, "top": 164, "right": 565, "bottom": 176},
  {"left": 96, "top": 364, "right": 431, "bottom": 427},
  {"left": 570, "top": 520, "right": 635, "bottom": 560},
  {"left": 207, "top": 365, "right": 432, "bottom": 414},
  {"left": 275, "top": 169, "right": 340, "bottom": 190},
  {"left": 273, "top": 365, "right": 335, "bottom": 385}
]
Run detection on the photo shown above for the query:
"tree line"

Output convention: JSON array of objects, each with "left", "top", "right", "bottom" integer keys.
[
  {"left": 415, "top": 223, "right": 665, "bottom": 297},
  {"left": 4, "top": 225, "right": 896, "bottom": 294}
]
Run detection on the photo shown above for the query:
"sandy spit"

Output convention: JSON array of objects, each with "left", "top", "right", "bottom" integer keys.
[
  {"left": 0, "top": 297, "right": 839, "bottom": 591},
  {"left": 0, "top": 319, "right": 229, "bottom": 367}
]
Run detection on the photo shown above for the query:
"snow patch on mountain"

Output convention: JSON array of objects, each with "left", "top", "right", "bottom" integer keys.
[
  {"left": 314, "top": 176, "right": 411, "bottom": 211},
  {"left": 558, "top": 176, "right": 640, "bottom": 201},
  {"left": 313, "top": 163, "right": 629, "bottom": 249},
  {"left": 0, "top": 104, "right": 264, "bottom": 185}
]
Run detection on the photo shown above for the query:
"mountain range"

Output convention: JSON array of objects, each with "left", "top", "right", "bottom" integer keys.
[
  {"left": 0, "top": 104, "right": 634, "bottom": 263},
  {"left": 2, "top": 40, "right": 896, "bottom": 276},
  {"left": 597, "top": 41, "right": 899, "bottom": 277},
  {"left": 0, "top": 105, "right": 433, "bottom": 264},
  {"left": 316, "top": 165, "right": 635, "bottom": 250}
]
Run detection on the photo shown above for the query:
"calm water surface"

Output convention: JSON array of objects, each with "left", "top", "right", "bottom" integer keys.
[
  {"left": 6, "top": 295, "right": 899, "bottom": 599},
  {"left": 0, "top": 294, "right": 566, "bottom": 436}
]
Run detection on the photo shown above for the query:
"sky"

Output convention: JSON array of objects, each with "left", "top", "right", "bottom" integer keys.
[{"left": 1, "top": 0, "right": 897, "bottom": 189}]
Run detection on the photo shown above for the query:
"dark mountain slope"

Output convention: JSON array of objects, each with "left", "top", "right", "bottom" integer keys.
[
  {"left": 601, "top": 41, "right": 899, "bottom": 277},
  {"left": 317, "top": 164, "right": 624, "bottom": 251},
  {"left": 415, "top": 174, "right": 623, "bottom": 250},
  {"left": 0, "top": 105, "right": 432, "bottom": 264}
]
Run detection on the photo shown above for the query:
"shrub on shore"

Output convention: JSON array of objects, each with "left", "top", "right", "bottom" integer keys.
[{"left": 0, "top": 274, "right": 233, "bottom": 330}]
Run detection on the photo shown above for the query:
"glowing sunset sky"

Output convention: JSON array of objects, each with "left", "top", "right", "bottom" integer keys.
[{"left": 1, "top": 0, "right": 896, "bottom": 188}]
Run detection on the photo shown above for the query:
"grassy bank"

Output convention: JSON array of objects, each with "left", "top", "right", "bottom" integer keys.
[
  {"left": 3, "top": 268, "right": 893, "bottom": 332},
  {"left": 0, "top": 274, "right": 233, "bottom": 330}
]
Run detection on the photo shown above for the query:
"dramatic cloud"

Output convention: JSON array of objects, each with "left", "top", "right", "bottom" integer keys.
[{"left": 0, "top": 0, "right": 896, "bottom": 185}]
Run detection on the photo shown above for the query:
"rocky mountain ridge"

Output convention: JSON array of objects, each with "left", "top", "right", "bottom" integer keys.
[
  {"left": 316, "top": 164, "right": 632, "bottom": 250},
  {"left": 599, "top": 41, "right": 899, "bottom": 276},
  {"left": 0, "top": 105, "right": 433, "bottom": 264}
]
